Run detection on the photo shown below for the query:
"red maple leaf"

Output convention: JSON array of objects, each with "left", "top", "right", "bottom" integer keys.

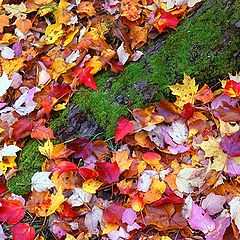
[
  {"left": 12, "top": 119, "right": 33, "bottom": 141},
  {"left": 11, "top": 223, "right": 35, "bottom": 240},
  {"left": 154, "top": 9, "right": 179, "bottom": 32},
  {"left": 181, "top": 103, "right": 195, "bottom": 120},
  {"left": 55, "top": 161, "right": 78, "bottom": 176},
  {"left": 222, "top": 80, "right": 240, "bottom": 97},
  {"left": 0, "top": 199, "right": 25, "bottom": 225},
  {"left": 73, "top": 66, "right": 98, "bottom": 91},
  {"left": 31, "top": 119, "right": 55, "bottom": 140},
  {"left": 115, "top": 118, "right": 134, "bottom": 142},
  {"left": 96, "top": 162, "right": 120, "bottom": 184}
]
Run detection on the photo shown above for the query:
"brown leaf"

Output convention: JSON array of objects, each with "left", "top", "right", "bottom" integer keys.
[
  {"left": 156, "top": 99, "right": 181, "bottom": 123},
  {"left": 144, "top": 203, "right": 187, "bottom": 231},
  {"left": 130, "top": 26, "right": 148, "bottom": 50}
]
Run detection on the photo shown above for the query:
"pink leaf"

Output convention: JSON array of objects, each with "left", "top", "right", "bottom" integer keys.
[
  {"left": 122, "top": 208, "right": 137, "bottom": 225},
  {"left": 188, "top": 203, "right": 215, "bottom": 234}
]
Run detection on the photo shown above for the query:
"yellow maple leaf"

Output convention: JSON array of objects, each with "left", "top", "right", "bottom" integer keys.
[
  {"left": 82, "top": 179, "right": 103, "bottom": 194},
  {"left": 39, "top": 139, "right": 53, "bottom": 158},
  {"left": 0, "top": 156, "right": 16, "bottom": 174},
  {"left": 85, "top": 56, "right": 103, "bottom": 75},
  {"left": 143, "top": 178, "right": 166, "bottom": 204},
  {"left": 198, "top": 136, "right": 221, "bottom": 158},
  {"left": 54, "top": 0, "right": 71, "bottom": 25},
  {"left": 219, "top": 120, "right": 239, "bottom": 137},
  {"left": 45, "top": 24, "right": 63, "bottom": 44},
  {"left": 63, "top": 28, "right": 79, "bottom": 47},
  {"left": 169, "top": 74, "right": 199, "bottom": 108},
  {"left": 0, "top": 33, "right": 18, "bottom": 44},
  {"left": 43, "top": 188, "right": 66, "bottom": 216},
  {"left": 198, "top": 136, "right": 228, "bottom": 171},
  {"left": 0, "top": 57, "right": 25, "bottom": 76},
  {"left": 51, "top": 58, "right": 75, "bottom": 80},
  {"left": 112, "top": 150, "right": 132, "bottom": 173}
]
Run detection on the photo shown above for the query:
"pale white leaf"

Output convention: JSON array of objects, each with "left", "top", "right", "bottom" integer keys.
[
  {"left": 137, "top": 170, "right": 159, "bottom": 192},
  {"left": 1, "top": 47, "right": 15, "bottom": 59},
  {"left": 167, "top": 120, "right": 188, "bottom": 144},
  {"left": 202, "top": 192, "right": 226, "bottom": 215},
  {"left": 0, "top": 71, "right": 12, "bottom": 97},
  {"left": 0, "top": 144, "right": 21, "bottom": 161},
  {"left": 84, "top": 206, "right": 103, "bottom": 236},
  {"left": 31, "top": 172, "right": 55, "bottom": 192},
  {"left": 117, "top": 42, "right": 129, "bottom": 65},
  {"left": 68, "top": 188, "right": 92, "bottom": 207}
]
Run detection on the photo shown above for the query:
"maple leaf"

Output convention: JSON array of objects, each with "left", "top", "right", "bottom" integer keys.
[
  {"left": 169, "top": 74, "right": 199, "bottom": 108},
  {"left": 220, "top": 131, "right": 240, "bottom": 157},
  {"left": 11, "top": 223, "right": 35, "bottom": 240},
  {"left": 188, "top": 202, "right": 215, "bottom": 234},
  {"left": 54, "top": 161, "right": 78, "bottom": 176},
  {"left": 154, "top": 9, "right": 179, "bottom": 32},
  {"left": 222, "top": 80, "right": 240, "bottom": 97},
  {"left": 96, "top": 161, "right": 120, "bottom": 184},
  {"left": 115, "top": 117, "right": 134, "bottom": 142},
  {"left": 0, "top": 71, "right": 12, "bottom": 97},
  {"left": 0, "top": 144, "right": 21, "bottom": 161},
  {"left": 103, "top": 202, "right": 125, "bottom": 225},
  {"left": 73, "top": 66, "right": 98, "bottom": 91},
  {"left": 31, "top": 119, "right": 55, "bottom": 140},
  {"left": 84, "top": 206, "right": 103, "bottom": 236},
  {"left": 31, "top": 172, "right": 55, "bottom": 192},
  {"left": 12, "top": 119, "right": 33, "bottom": 141},
  {"left": 0, "top": 199, "right": 25, "bottom": 225},
  {"left": 0, "top": 15, "right": 9, "bottom": 33},
  {"left": 67, "top": 188, "right": 92, "bottom": 207},
  {"left": 43, "top": 188, "right": 66, "bottom": 217},
  {"left": 38, "top": 139, "right": 53, "bottom": 158}
]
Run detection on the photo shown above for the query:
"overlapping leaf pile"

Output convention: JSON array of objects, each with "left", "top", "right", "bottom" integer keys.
[
  {"left": 0, "top": 0, "right": 203, "bottom": 176},
  {"left": 0, "top": 73, "right": 239, "bottom": 239}
]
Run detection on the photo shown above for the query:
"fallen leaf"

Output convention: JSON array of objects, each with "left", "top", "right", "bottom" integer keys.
[
  {"left": 188, "top": 202, "right": 215, "bottom": 234},
  {"left": 115, "top": 118, "right": 134, "bottom": 142},
  {"left": 84, "top": 206, "right": 103, "bottom": 236},
  {"left": 229, "top": 196, "right": 240, "bottom": 232},
  {"left": 11, "top": 223, "right": 35, "bottom": 240},
  {"left": 16, "top": 18, "right": 32, "bottom": 34},
  {"left": 201, "top": 192, "right": 226, "bottom": 215},
  {"left": 96, "top": 162, "right": 120, "bottom": 184},
  {"left": 169, "top": 74, "right": 198, "bottom": 108},
  {"left": 0, "top": 198, "right": 25, "bottom": 225},
  {"left": 31, "top": 172, "right": 55, "bottom": 192},
  {"left": 0, "top": 71, "right": 12, "bottom": 97},
  {"left": 67, "top": 188, "right": 92, "bottom": 207}
]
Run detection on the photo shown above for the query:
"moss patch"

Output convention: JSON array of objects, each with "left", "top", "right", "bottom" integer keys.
[
  {"left": 8, "top": 139, "right": 44, "bottom": 195},
  {"left": 9, "top": 0, "right": 240, "bottom": 194}
]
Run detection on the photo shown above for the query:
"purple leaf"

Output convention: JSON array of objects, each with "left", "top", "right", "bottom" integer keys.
[
  {"left": 122, "top": 208, "right": 137, "bottom": 225},
  {"left": 220, "top": 131, "right": 240, "bottom": 157},
  {"left": 188, "top": 202, "right": 215, "bottom": 234},
  {"left": 225, "top": 157, "right": 240, "bottom": 177},
  {"left": 205, "top": 210, "right": 231, "bottom": 240}
]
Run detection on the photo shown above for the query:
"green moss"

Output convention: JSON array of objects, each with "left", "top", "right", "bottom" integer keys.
[
  {"left": 10, "top": 0, "right": 239, "bottom": 194},
  {"left": 8, "top": 139, "right": 44, "bottom": 194}
]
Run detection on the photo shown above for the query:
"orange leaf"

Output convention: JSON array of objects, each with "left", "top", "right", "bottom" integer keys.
[
  {"left": 0, "top": 15, "right": 9, "bottom": 33},
  {"left": 16, "top": 18, "right": 32, "bottom": 34}
]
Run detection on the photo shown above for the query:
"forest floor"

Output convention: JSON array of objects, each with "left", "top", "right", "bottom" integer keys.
[{"left": 0, "top": 0, "right": 239, "bottom": 239}]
